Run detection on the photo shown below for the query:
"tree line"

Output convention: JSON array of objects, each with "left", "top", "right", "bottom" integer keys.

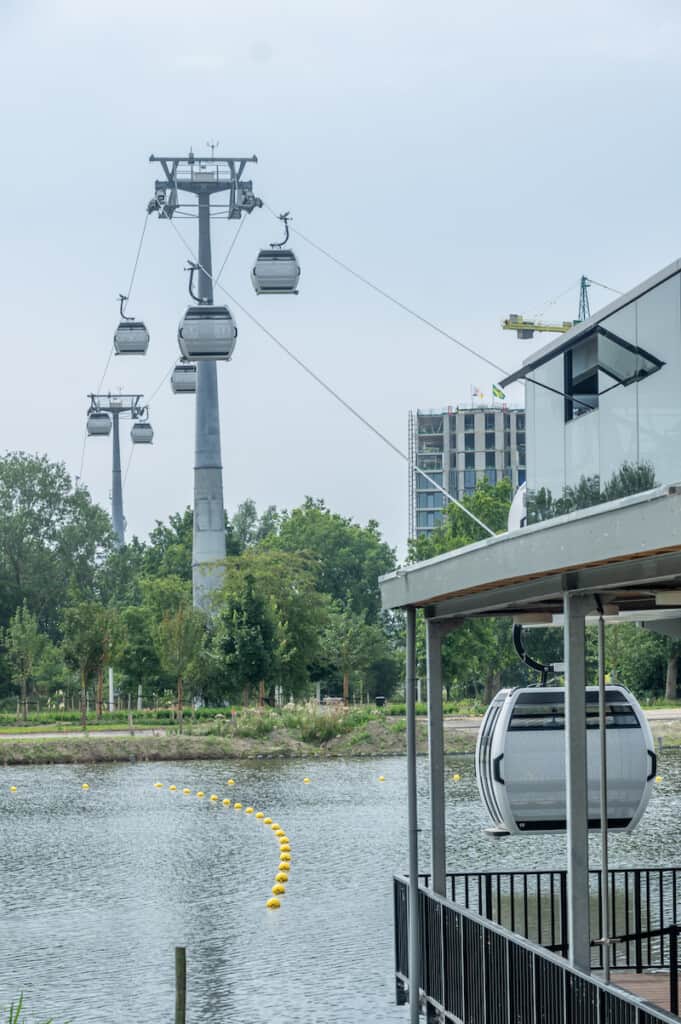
[{"left": 0, "top": 454, "right": 400, "bottom": 723}]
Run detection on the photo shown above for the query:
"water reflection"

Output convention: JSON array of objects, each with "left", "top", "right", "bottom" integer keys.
[{"left": 1, "top": 751, "right": 679, "bottom": 1022}]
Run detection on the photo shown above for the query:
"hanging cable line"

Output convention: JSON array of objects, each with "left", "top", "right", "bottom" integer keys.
[
  {"left": 158, "top": 202, "right": 496, "bottom": 538},
  {"left": 123, "top": 445, "right": 135, "bottom": 486},
  {"left": 214, "top": 216, "right": 247, "bottom": 288},
  {"left": 77, "top": 432, "right": 88, "bottom": 487},
  {"left": 147, "top": 360, "right": 176, "bottom": 403},
  {"left": 262, "top": 203, "right": 509, "bottom": 378}
]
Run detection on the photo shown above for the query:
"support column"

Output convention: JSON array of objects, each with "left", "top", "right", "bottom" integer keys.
[
  {"left": 108, "top": 667, "right": 114, "bottom": 713},
  {"left": 111, "top": 410, "right": 125, "bottom": 546},
  {"left": 564, "top": 592, "right": 592, "bottom": 971},
  {"left": 597, "top": 612, "right": 611, "bottom": 982},
  {"left": 405, "top": 607, "right": 420, "bottom": 1024},
  {"left": 193, "top": 191, "right": 226, "bottom": 608},
  {"left": 426, "top": 619, "right": 447, "bottom": 897}
]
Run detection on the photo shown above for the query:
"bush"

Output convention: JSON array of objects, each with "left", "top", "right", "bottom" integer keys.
[{"left": 233, "top": 710, "right": 276, "bottom": 739}]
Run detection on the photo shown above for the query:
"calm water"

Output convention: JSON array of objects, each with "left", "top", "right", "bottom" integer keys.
[{"left": 2, "top": 750, "right": 681, "bottom": 1023}]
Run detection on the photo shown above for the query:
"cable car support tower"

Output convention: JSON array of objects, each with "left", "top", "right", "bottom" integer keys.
[{"left": 148, "top": 150, "right": 261, "bottom": 608}]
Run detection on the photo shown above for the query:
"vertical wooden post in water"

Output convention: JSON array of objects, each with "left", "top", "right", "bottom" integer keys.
[{"left": 175, "top": 946, "right": 186, "bottom": 1024}]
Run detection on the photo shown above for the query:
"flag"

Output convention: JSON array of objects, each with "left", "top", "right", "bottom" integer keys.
[
  {"left": 473, "top": 387, "right": 484, "bottom": 398},
  {"left": 492, "top": 384, "right": 506, "bottom": 400}
]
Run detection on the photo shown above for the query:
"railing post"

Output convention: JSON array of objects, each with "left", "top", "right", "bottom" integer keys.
[
  {"left": 670, "top": 926, "right": 679, "bottom": 1016},
  {"left": 175, "top": 946, "right": 186, "bottom": 1024},
  {"left": 559, "top": 872, "right": 569, "bottom": 959},
  {"left": 634, "top": 870, "right": 643, "bottom": 974},
  {"left": 405, "top": 607, "right": 421, "bottom": 1023},
  {"left": 485, "top": 873, "right": 493, "bottom": 922}
]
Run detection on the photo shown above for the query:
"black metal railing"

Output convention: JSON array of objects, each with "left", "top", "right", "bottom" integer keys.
[
  {"left": 417, "top": 867, "right": 681, "bottom": 971},
  {"left": 394, "top": 877, "right": 680, "bottom": 1024}
]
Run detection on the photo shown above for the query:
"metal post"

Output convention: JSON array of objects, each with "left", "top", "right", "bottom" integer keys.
[
  {"left": 597, "top": 613, "right": 611, "bottom": 982},
  {"left": 137, "top": 683, "right": 143, "bottom": 711},
  {"left": 175, "top": 946, "right": 186, "bottom": 1024},
  {"left": 406, "top": 607, "right": 420, "bottom": 1024},
  {"left": 670, "top": 926, "right": 679, "bottom": 1016},
  {"left": 426, "top": 619, "right": 446, "bottom": 897},
  {"left": 111, "top": 410, "right": 125, "bottom": 546},
  {"left": 564, "top": 592, "right": 592, "bottom": 971},
  {"left": 193, "top": 192, "right": 226, "bottom": 608},
  {"left": 108, "top": 666, "right": 114, "bottom": 712}
]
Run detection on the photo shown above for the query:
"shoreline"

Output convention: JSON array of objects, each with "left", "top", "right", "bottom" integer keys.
[{"left": 1, "top": 710, "right": 681, "bottom": 767}]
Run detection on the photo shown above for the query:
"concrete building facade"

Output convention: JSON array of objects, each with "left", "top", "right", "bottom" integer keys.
[{"left": 408, "top": 404, "right": 526, "bottom": 538}]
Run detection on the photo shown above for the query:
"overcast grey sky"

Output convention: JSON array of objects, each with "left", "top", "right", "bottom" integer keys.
[{"left": 2, "top": 0, "right": 680, "bottom": 555}]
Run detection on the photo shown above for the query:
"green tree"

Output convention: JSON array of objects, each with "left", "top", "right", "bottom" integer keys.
[
  {"left": 154, "top": 604, "right": 206, "bottom": 732},
  {"left": 268, "top": 497, "right": 395, "bottom": 622},
  {"left": 527, "top": 461, "right": 657, "bottom": 523},
  {"left": 231, "top": 499, "right": 280, "bottom": 550},
  {"left": 0, "top": 453, "right": 113, "bottom": 634},
  {"left": 4, "top": 602, "right": 46, "bottom": 720},
  {"left": 213, "top": 572, "right": 277, "bottom": 706},
  {"left": 115, "top": 604, "right": 167, "bottom": 703},
  {"left": 321, "top": 603, "right": 388, "bottom": 704},
  {"left": 61, "top": 602, "right": 107, "bottom": 729}
]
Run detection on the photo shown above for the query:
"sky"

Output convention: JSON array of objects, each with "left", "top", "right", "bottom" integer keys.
[{"left": 1, "top": 0, "right": 681, "bottom": 557}]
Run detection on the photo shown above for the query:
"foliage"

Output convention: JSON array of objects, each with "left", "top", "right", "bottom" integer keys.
[
  {"left": 280, "top": 704, "right": 375, "bottom": 744},
  {"left": 61, "top": 601, "right": 108, "bottom": 728},
  {"left": 3, "top": 994, "right": 68, "bottom": 1024},
  {"left": 3, "top": 603, "right": 46, "bottom": 720},
  {"left": 320, "top": 603, "right": 390, "bottom": 703},
  {"left": 527, "top": 461, "right": 657, "bottom": 523},
  {"left": 233, "top": 709, "right": 277, "bottom": 738}
]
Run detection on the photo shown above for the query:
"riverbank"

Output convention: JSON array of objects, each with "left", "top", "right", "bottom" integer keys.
[{"left": 2, "top": 709, "right": 681, "bottom": 766}]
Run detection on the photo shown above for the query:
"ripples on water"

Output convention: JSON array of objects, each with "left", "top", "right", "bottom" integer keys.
[{"left": 1, "top": 749, "right": 680, "bottom": 1022}]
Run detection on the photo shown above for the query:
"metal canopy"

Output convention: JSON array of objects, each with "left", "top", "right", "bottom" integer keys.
[{"left": 380, "top": 484, "right": 681, "bottom": 621}]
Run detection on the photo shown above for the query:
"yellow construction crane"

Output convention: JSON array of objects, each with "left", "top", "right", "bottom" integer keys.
[{"left": 501, "top": 314, "right": 575, "bottom": 340}]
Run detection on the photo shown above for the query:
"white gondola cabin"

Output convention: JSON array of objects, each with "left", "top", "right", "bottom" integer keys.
[
  {"left": 170, "top": 362, "right": 197, "bottom": 394},
  {"left": 87, "top": 412, "right": 112, "bottom": 436},
  {"left": 476, "top": 686, "right": 655, "bottom": 836},
  {"left": 130, "top": 421, "right": 154, "bottom": 444},
  {"left": 251, "top": 249, "right": 300, "bottom": 295},
  {"left": 114, "top": 320, "right": 150, "bottom": 355},
  {"left": 177, "top": 305, "right": 237, "bottom": 361}
]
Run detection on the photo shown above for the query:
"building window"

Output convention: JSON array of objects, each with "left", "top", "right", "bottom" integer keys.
[
  {"left": 485, "top": 451, "right": 495, "bottom": 468},
  {"left": 449, "top": 431, "right": 457, "bottom": 449},
  {"left": 504, "top": 450, "right": 511, "bottom": 467},
  {"left": 485, "top": 413, "right": 495, "bottom": 431},
  {"left": 516, "top": 431, "right": 525, "bottom": 448},
  {"left": 485, "top": 469, "right": 497, "bottom": 485},
  {"left": 464, "top": 469, "right": 476, "bottom": 489},
  {"left": 464, "top": 433, "right": 475, "bottom": 451},
  {"left": 465, "top": 452, "right": 475, "bottom": 469},
  {"left": 504, "top": 430, "right": 511, "bottom": 449},
  {"left": 417, "top": 491, "right": 444, "bottom": 509},
  {"left": 518, "top": 469, "right": 526, "bottom": 485},
  {"left": 449, "top": 470, "right": 457, "bottom": 495},
  {"left": 416, "top": 470, "right": 442, "bottom": 489},
  {"left": 518, "top": 446, "right": 526, "bottom": 466},
  {"left": 416, "top": 454, "right": 442, "bottom": 472},
  {"left": 418, "top": 416, "right": 443, "bottom": 435},
  {"left": 450, "top": 452, "right": 457, "bottom": 469},
  {"left": 485, "top": 431, "right": 495, "bottom": 449},
  {"left": 516, "top": 414, "right": 525, "bottom": 430},
  {"left": 416, "top": 510, "right": 443, "bottom": 529},
  {"left": 464, "top": 413, "right": 474, "bottom": 431},
  {"left": 504, "top": 413, "right": 511, "bottom": 428}
]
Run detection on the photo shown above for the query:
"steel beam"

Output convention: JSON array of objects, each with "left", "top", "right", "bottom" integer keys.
[
  {"left": 405, "top": 607, "right": 420, "bottom": 1024},
  {"left": 564, "top": 591, "right": 593, "bottom": 971},
  {"left": 426, "top": 619, "right": 447, "bottom": 897}
]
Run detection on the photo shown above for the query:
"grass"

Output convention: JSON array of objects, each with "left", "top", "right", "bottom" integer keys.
[{"left": 4, "top": 995, "right": 68, "bottom": 1023}]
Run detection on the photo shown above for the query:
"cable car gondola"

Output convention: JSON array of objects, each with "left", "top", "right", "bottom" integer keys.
[
  {"left": 87, "top": 412, "right": 112, "bottom": 436},
  {"left": 114, "top": 295, "right": 150, "bottom": 355},
  {"left": 170, "top": 362, "right": 197, "bottom": 394},
  {"left": 177, "top": 305, "right": 237, "bottom": 361},
  {"left": 476, "top": 686, "right": 655, "bottom": 836},
  {"left": 251, "top": 212, "right": 300, "bottom": 295},
  {"left": 130, "top": 421, "right": 154, "bottom": 445}
]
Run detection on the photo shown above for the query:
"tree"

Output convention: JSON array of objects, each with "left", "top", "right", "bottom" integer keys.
[
  {"left": 321, "top": 603, "right": 388, "bottom": 704},
  {"left": 62, "top": 602, "right": 107, "bottom": 728},
  {"left": 0, "top": 454, "right": 113, "bottom": 635},
  {"left": 212, "top": 572, "right": 277, "bottom": 706},
  {"left": 268, "top": 498, "right": 396, "bottom": 622},
  {"left": 4, "top": 602, "right": 46, "bottom": 720},
  {"left": 154, "top": 604, "right": 206, "bottom": 732},
  {"left": 231, "top": 499, "right": 280, "bottom": 550},
  {"left": 527, "top": 461, "right": 657, "bottom": 523}
]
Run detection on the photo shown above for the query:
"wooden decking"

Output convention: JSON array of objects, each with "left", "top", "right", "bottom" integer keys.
[{"left": 608, "top": 971, "right": 678, "bottom": 1015}]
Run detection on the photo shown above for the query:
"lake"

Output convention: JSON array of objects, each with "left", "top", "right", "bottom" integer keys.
[{"left": 2, "top": 749, "right": 681, "bottom": 1022}]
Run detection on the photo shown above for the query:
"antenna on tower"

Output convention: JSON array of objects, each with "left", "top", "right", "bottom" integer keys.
[{"left": 207, "top": 139, "right": 220, "bottom": 158}]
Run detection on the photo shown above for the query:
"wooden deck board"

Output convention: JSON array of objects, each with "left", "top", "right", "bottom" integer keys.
[{"left": 607, "top": 971, "right": 678, "bottom": 1014}]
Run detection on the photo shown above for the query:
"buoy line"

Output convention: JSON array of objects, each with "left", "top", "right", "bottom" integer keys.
[{"left": 154, "top": 780, "right": 294, "bottom": 910}]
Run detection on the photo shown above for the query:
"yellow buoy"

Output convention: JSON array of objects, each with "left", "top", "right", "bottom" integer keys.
[
  {"left": 278, "top": 862, "right": 290, "bottom": 872},
  {"left": 169, "top": 785, "right": 177, "bottom": 792},
  {"left": 278, "top": 835, "right": 289, "bottom": 844},
  {"left": 255, "top": 812, "right": 264, "bottom": 819},
  {"left": 182, "top": 788, "right": 191, "bottom": 795},
  {"left": 264, "top": 817, "right": 273, "bottom": 824},
  {"left": 303, "top": 778, "right": 311, "bottom": 784},
  {"left": 275, "top": 829, "right": 285, "bottom": 837},
  {"left": 280, "top": 852, "right": 291, "bottom": 862},
  {"left": 266, "top": 897, "right": 281, "bottom": 909},
  {"left": 197, "top": 791, "right": 205, "bottom": 798},
  {"left": 280, "top": 844, "right": 291, "bottom": 853},
  {"left": 271, "top": 822, "right": 281, "bottom": 831},
  {"left": 234, "top": 802, "right": 242, "bottom": 810},
  {"left": 9, "top": 786, "right": 17, "bottom": 793},
  {"left": 452, "top": 774, "right": 461, "bottom": 782},
  {"left": 272, "top": 883, "right": 286, "bottom": 895},
  {"left": 209, "top": 794, "right": 218, "bottom": 802},
  {"left": 245, "top": 807, "right": 254, "bottom": 814},
  {"left": 82, "top": 783, "right": 90, "bottom": 790},
  {"left": 154, "top": 782, "right": 163, "bottom": 789},
  {"left": 656, "top": 775, "right": 664, "bottom": 783},
  {"left": 378, "top": 776, "right": 385, "bottom": 782},
  {"left": 227, "top": 778, "right": 236, "bottom": 786},
  {"left": 276, "top": 872, "right": 289, "bottom": 883},
  {"left": 222, "top": 798, "right": 231, "bottom": 806}
]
